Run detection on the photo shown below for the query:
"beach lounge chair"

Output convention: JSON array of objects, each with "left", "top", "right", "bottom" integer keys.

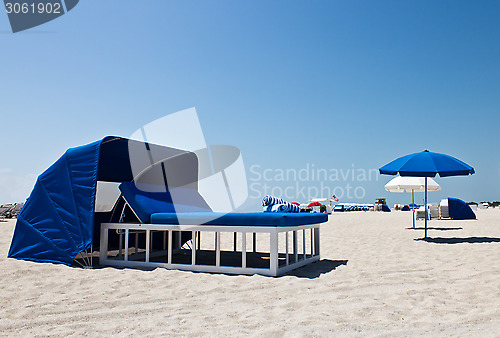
[
  {"left": 99, "top": 182, "right": 327, "bottom": 276},
  {"left": 415, "top": 206, "right": 426, "bottom": 219},
  {"left": 0, "top": 206, "right": 8, "bottom": 221},
  {"left": 429, "top": 206, "right": 439, "bottom": 219},
  {"left": 415, "top": 205, "right": 439, "bottom": 220},
  {"left": 439, "top": 199, "right": 450, "bottom": 219}
]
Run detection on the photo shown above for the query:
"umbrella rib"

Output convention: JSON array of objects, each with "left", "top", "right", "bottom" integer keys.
[
  {"left": 397, "top": 154, "right": 418, "bottom": 175},
  {"left": 428, "top": 153, "right": 439, "bottom": 176}
]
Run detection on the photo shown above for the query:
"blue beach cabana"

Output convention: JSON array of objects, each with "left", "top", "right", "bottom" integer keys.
[
  {"left": 8, "top": 136, "right": 200, "bottom": 266},
  {"left": 9, "top": 136, "right": 327, "bottom": 276},
  {"left": 447, "top": 198, "right": 476, "bottom": 220}
]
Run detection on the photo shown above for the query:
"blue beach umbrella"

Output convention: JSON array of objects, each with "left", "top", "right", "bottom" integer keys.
[{"left": 379, "top": 150, "right": 474, "bottom": 238}]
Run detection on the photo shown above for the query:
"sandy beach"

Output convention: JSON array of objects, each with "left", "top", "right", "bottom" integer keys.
[{"left": 1, "top": 209, "right": 499, "bottom": 337}]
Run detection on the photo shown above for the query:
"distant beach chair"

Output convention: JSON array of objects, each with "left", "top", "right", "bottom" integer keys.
[
  {"left": 10, "top": 203, "right": 24, "bottom": 217},
  {"left": 439, "top": 199, "right": 450, "bottom": 219},
  {"left": 0, "top": 206, "right": 8, "bottom": 221},
  {"left": 429, "top": 206, "right": 439, "bottom": 219},
  {"left": 415, "top": 205, "right": 439, "bottom": 220},
  {"left": 415, "top": 206, "right": 426, "bottom": 220},
  {"left": 0, "top": 204, "right": 15, "bottom": 220}
]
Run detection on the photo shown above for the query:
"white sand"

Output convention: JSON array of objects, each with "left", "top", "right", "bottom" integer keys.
[{"left": 1, "top": 209, "right": 499, "bottom": 337}]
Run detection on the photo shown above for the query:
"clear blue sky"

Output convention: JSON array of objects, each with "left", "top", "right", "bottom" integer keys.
[{"left": 0, "top": 0, "right": 499, "bottom": 209}]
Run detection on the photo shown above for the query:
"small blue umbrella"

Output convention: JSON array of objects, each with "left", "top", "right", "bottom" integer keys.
[{"left": 379, "top": 150, "right": 474, "bottom": 238}]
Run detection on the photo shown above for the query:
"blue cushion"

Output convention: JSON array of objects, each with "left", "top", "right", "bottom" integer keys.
[
  {"left": 150, "top": 212, "right": 328, "bottom": 226},
  {"left": 119, "top": 182, "right": 211, "bottom": 223}
]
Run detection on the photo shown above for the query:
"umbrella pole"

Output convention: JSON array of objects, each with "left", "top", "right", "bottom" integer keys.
[
  {"left": 424, "top": 177, "right": 428, "bottom": 238},
  {"left": 412, "top": 189, "right": 415, "bottom": 229}
]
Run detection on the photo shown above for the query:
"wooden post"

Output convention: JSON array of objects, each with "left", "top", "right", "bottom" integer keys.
[{"left": 412, "top": 189, "right": 415, "bottom": 229}]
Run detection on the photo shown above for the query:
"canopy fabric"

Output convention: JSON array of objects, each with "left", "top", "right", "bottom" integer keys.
[
  {"left": 8, "top": 140, "right": 100, "bottom": 265},
  {"left": 8, "top": 136, "right": 194, "bottom": 265},
  {"left": 385, "top": 176, "right": 441, "bottom": 193},
  {"left": 448, "top": 198, "right": 476, "bottom": 220},
  {"left": 379, "top": 150, "right": 475, "bottom": 177}
]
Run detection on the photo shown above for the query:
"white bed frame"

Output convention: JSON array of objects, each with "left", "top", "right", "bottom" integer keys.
[{"left": 99, "top": 222, "right": 320, "bottom": 276}]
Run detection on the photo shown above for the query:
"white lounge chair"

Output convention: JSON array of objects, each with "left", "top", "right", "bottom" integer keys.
[
  {"left": 429, "top": 205, "right": 439, "bottom": 219},
  {"left": 415, "top": 206, "right": 426, "bottom": 220},
  {"left": 439, "top": 199, "right": 450, "bottom": 219}
]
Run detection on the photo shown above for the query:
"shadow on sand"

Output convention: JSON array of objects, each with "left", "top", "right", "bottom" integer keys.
[
  {"left": 74, "top": 256, "right": 349, "bottom": 278},
  {"left": 406, "top": 227, "right": 463, "bottom": 231},
  {"left": 415, "top": 237, "right": 500, "bottom": 244},
  {"left": 284, "top": 259, "right": 348, "bottom": 279}
]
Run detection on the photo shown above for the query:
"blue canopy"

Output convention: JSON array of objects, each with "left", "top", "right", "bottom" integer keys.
[
  {"left": 8, "top": 136, "right": 194, "bottom": 265},
  {"left": 379, "top": 150, "right": 475, "bottom": 177},
  {"left": 448, "top": 198, "right": 476, "bottom": 220}
]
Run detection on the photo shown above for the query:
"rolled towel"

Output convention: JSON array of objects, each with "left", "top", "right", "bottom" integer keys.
[
  {"left": 263, "top": 203, "right": 300, "bottom": 213},
  {"left": 262, "top": 195, "right": 286, "bottom": 207},
  {"left": 263, "top": 205, "right": 277, "bottom": 212},
  {"left": 276, "top": 203, "right": 300, "bottom": 213}
]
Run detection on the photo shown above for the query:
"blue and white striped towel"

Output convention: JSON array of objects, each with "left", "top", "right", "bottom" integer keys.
[
  {"left": 276, "top": 203, "right": 300, "bottom": 213},
  {"left": 262, "top": 195, "right": 286, "bottom": 207},
  {"left": 263, "top": 203, "right": 301, "bottom": 213},
  {"left": 262, "top": 195, "right": 300, "bottom": 213}
]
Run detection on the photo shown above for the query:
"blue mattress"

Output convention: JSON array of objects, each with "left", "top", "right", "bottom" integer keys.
[{"left": 150, "top": 212, "right": 328, "bottom": 226}]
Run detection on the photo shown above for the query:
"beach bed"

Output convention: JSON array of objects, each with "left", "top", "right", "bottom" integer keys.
[
  {"left": 99, "top": 220, "right": 321, "bottom": 276},
  {"left": 99, "top": 182, "right": 326, "bottom": 276}
]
